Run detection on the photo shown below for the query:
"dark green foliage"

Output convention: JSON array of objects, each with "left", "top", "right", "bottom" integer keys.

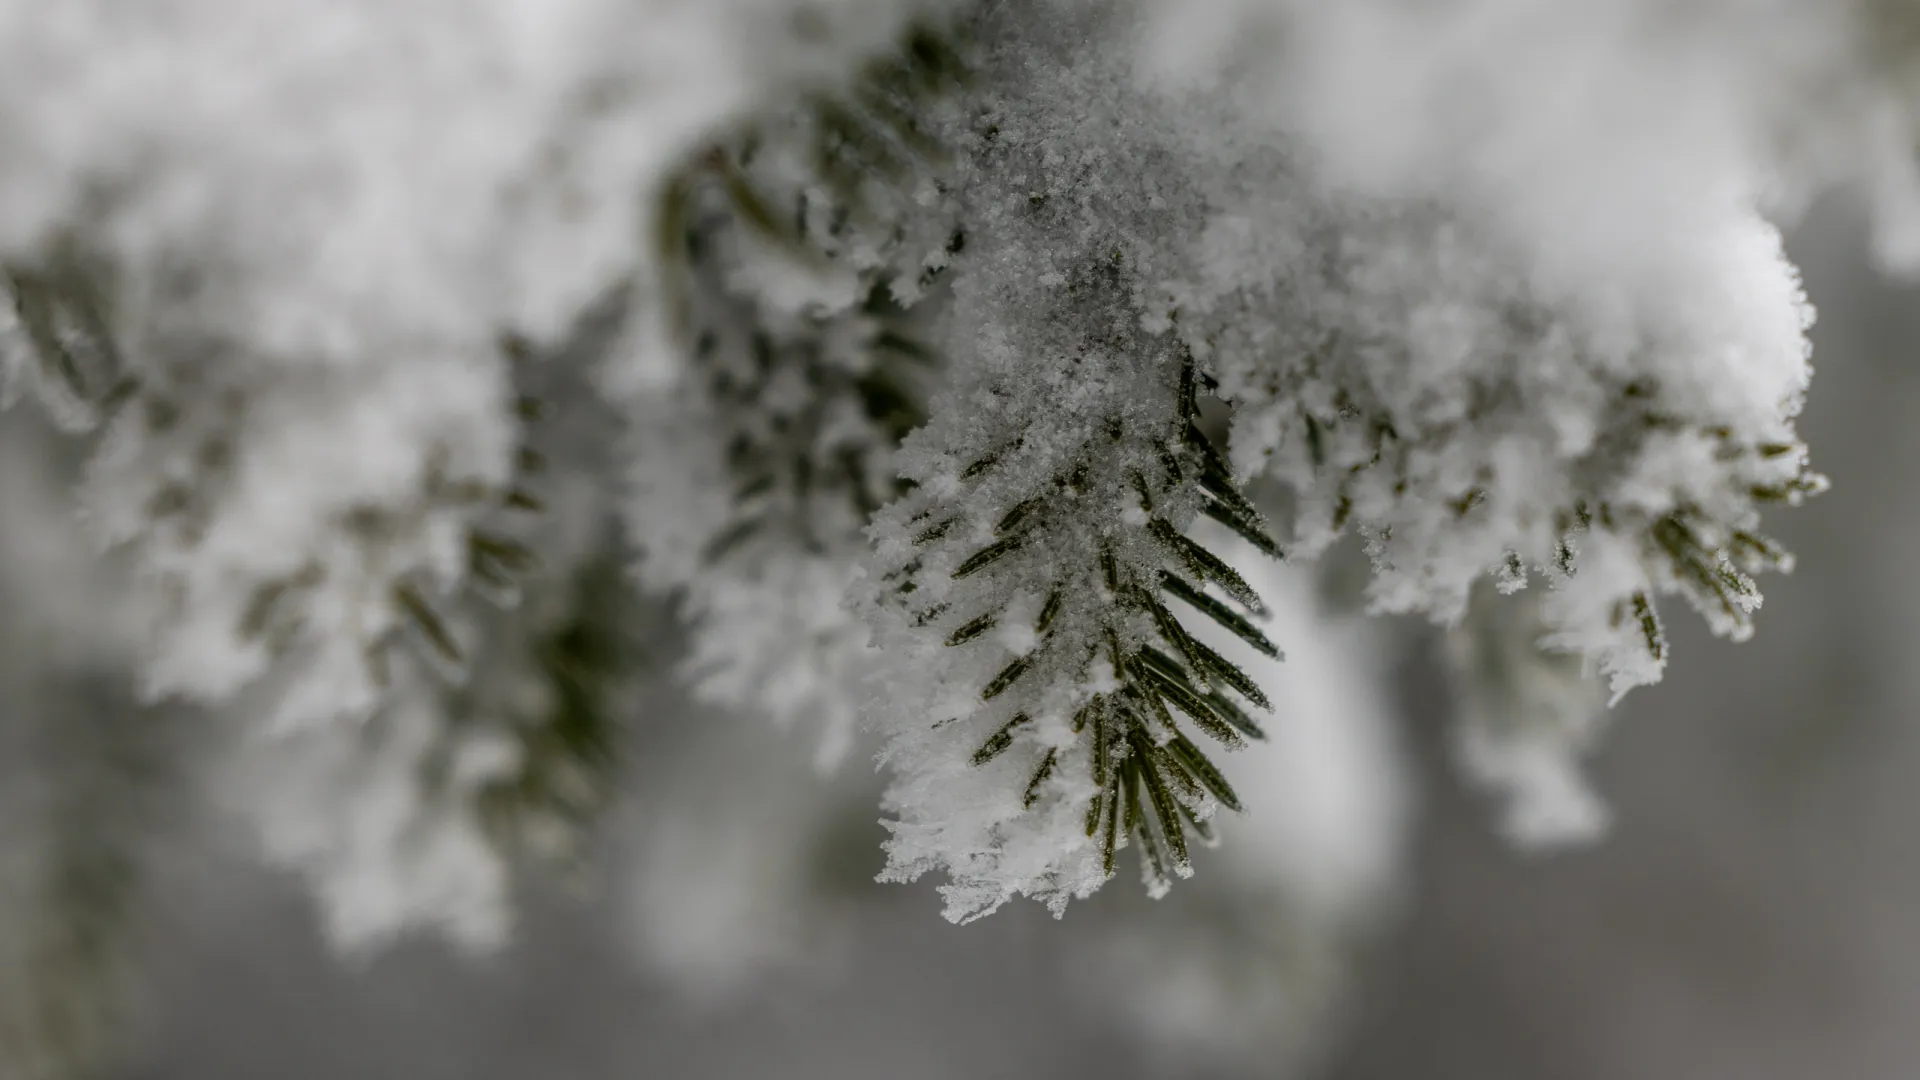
[
  {"left": 799, "top": 23, "right": 972, "bottom": 211},
  {"left": 971, "top": 713, "right": 1029, "bottom": 766},
  {"left": 377, "top": 336, "right": 551, "bottom": 685},
  {"left": 2, "top": 251, "right": 122, "bottom": 431},
  {"left": 645, "top": 21, "right": 969, "bottom": 569},
  {"left": 1159, "top": 572, "right": 1278, "bottom": 658},
  {"left": 932, "top": 356, "right": 1282, "bottom": 893},
  {"left": 394, "top": 582, "right": 463, "bottom": 669},
  {"left": 1562, "top": 468, "right": 1809, "bottom": 667},
  {"left": 3, "top": 252, "right": 554, "bottom": 705},
  {"left": 980, "top": 654, "right": 1034, "bottom": 700},
  {"left": 410, "top": 335, "right": 638, "bottom": 869},
  {"left": 471, "top": 555, "right": 640, "bottom": 865},
  {"left": 1277, "top": 344, "right": 1818, "bottom": 674},
  {"left": 1649, "top": 512, "right": 1759, "bottom": 631},
  {"left": 945, "top": 611, "right": 998, "bottom": 647}
]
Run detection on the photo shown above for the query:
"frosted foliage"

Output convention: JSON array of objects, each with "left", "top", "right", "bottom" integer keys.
[
  {"left": 0, "top": 0, "right": 937, "bottom": 360},
  {"left": 1127, "top": 1, "right": 1824, "bottom": 696},
  {"left": 0, "top": 0, "right": 1903, "bottom": 963},
  {"left": 217, "top": 496, "right": 632, "bottom": 951},
  {"left": 864, "top": 10, "right": 1267, "bottom": 921},
  {"left": 1200, "top": 194, "right": 1814, "bottom": 697},
  {"left": 861, "top": 0, "right": 1827, "bottom": 918},
  {"left": 219, "top": 667, "right": 517, "bottom": 953},
  {"left": 1194, "top": 539, "right": 1406, "bottom": 916},
  {"left": 86, "top": 349, "right": 516, "bottom": 727},
  {"left": 624, "top": 102, "right": 954, "bottom": 766},
  {"left": 0, "top": 0, "right": 940, "bottom": 722},
  {"left": 1082, "top": 540, "right": 1407, "bottom": 1071},
  {"left": 0, "top": 280, "right": 107, "bottom": 435},
  {"left": 0, "top": 0, "right": 942, "bottom": 956},
  {"left": 1143, "top": 0, "right": 1841, "bottom": 701}
]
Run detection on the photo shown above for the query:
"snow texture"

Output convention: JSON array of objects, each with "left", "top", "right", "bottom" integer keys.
[
  {"left": 862, "top": 0, "right": 1829, "bottom": 918},
  {"left": 0, "top": 0, "right": 1909, "bottom": 948}
]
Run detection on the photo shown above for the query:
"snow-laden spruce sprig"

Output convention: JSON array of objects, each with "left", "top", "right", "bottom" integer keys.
[
  {"left": 213, "top": 328, "right": 650, "bottom": 952},
  {"left": 233, "top": 544, "right": 647, "bottom": 954},
  {"left": 463, "top": 550, "right": 645, "bottom": 872},
  {"left": 853, "top": 2, "right": 1304, "bottom": 920},
  {"left": 218, "top": 557, "right": 645, "bottom": 958},
  {"left": 865, "top": 346, "right": 1284, "bottom": 921},
  {"left": 1202, "top": 199, "right": 1821, "bottom": 700},
  {"left": 625, "top": 20, "right": 967, "bottom": 765},
  {"left": 0, "top": 259, "right": 644, "bottom": 948},
  {"left": 0, "top": 248, "right": 543, "bottom": 728}
]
